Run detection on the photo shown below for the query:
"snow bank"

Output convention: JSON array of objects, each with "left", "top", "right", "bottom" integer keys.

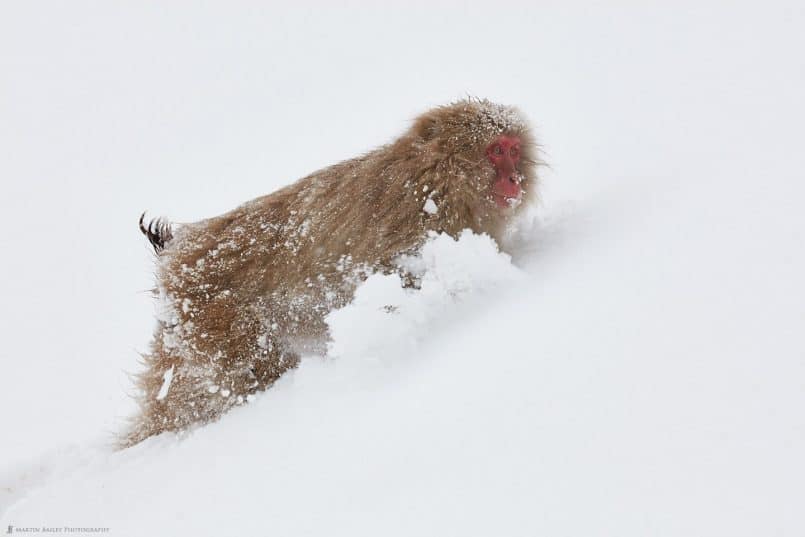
[
  {"left": 0, "top": 230, "right": 528, "bottom": 530},
  {"left": 327, "top": 230, "right": 523, "bottom": 361}
]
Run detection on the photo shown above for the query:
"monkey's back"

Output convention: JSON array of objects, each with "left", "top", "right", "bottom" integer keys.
[{"left": 123, "top": 151, "right": 435, "bottom": 446}]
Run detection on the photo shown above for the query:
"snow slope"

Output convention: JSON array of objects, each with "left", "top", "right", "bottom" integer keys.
[{"left": 1, "top": 2, "right": 804, "bottom": 536}]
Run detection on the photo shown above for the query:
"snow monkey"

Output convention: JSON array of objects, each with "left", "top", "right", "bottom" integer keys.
[{"left": 122, "top": 99, "right": 539, "bottom": 447}]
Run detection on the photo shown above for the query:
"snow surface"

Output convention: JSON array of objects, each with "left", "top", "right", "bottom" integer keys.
[{"left": 2, "top": 2, "right": 805, "bottom": 536}]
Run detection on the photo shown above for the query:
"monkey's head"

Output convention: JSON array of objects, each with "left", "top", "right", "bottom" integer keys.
[{"left": 407, "top": 99, "right": 539, "bottom": 235}]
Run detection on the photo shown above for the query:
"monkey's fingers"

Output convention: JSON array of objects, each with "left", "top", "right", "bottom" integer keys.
[
  {"left": 139, "top": 211, "right": 173, "bottom": 253},
  {"left": 138, "top": 212, "right": 149, "bottom": 236}
]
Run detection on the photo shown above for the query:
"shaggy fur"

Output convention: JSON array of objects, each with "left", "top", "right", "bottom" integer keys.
[{"left": 121, "top": 99, "right": 539, "bottom": 447}]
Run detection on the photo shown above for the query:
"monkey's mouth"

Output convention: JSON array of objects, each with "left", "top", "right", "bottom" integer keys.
[
  {"left": 491, "top": 174, "right": 523, "bottom": 208},
  {"left": 492, "top": 193, "right": 522, "bottom": 209}
]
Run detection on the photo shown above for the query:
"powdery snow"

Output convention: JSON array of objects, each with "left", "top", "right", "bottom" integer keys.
[
  {"left": 422, "top": 198, "right": 438, "bottom": 214},
  {"left": 154, "top": 366, "right": 173, "bottom": 401},
  {"left": 327, "top": 230, "right": 522, "bottom": 361}
]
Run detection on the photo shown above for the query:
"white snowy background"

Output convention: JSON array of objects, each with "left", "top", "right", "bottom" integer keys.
[{"left": 1, "top": 1, "right": 804, "bottom": 536}]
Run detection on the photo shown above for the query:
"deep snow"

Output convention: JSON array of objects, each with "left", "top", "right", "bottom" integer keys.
[{"left": 1, "top": 2, "right": 804, "bottom": 536}]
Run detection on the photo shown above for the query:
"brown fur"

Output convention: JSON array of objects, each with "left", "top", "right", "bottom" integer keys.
[{"left": 121, "top": 99, "right": 539, "bottom": 447}]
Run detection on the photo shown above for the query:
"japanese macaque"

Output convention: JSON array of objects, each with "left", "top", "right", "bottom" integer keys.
[{"left": 121, "top": 99, "right": 539, "bottom": 447}]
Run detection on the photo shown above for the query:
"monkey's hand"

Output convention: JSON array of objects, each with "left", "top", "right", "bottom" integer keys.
[{"left": 139, "top": 212, "right": 173, "bottom": 253}]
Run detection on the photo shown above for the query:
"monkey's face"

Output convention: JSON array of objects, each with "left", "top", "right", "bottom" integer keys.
[{"left": 485, "top": 135, "right": 524, "bottom": 209}]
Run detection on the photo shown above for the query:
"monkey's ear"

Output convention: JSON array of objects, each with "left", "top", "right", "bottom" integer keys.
[{"left": 412, "top": 115, "right": 439, "bottom": 142}]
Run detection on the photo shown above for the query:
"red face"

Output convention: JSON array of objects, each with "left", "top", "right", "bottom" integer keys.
[{"left": 485, "top": 135, "right": 523, "bottom": 208}]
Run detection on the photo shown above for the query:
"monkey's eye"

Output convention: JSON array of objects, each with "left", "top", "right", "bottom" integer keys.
[
  {"left": 493, "top": 145, "right": 503, "bottom": 155},
  {"left": 510, "top": 146, "right": 519, "bottom": 158}
]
